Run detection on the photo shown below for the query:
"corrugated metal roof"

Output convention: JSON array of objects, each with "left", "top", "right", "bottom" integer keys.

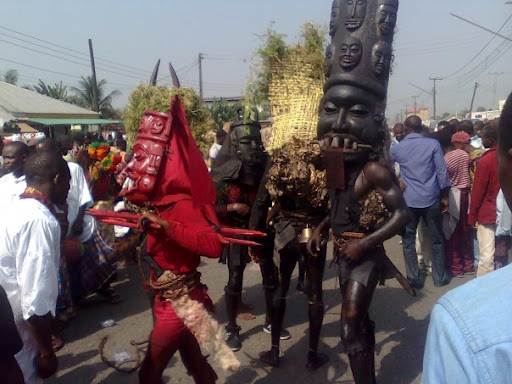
[
  {"left": 24, "top": 118, "right": 123, "bottom": 126},
  {"left": 0, "top": 81, "right": 99, "bottom": 117},
  {"left": 0, "top": 107, "right": 15, "bottom": 122}
]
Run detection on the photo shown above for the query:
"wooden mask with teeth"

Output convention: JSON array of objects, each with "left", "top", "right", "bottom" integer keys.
[{"left": 318, "top": 0, "right": 398, "bottom": 154}]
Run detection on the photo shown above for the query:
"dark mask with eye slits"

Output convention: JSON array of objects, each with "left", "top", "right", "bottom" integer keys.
[{"left": 211, "top": 108, "right": 267, "bottom": 187}]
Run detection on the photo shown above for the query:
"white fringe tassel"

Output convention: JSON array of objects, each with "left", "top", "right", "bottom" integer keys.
[{"left": 171, "top": 296, "right": 241, "bottom": 372}]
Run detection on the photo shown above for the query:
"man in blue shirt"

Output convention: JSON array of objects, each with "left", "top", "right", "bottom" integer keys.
[
  {"left": 421, "top": 264, "right": 512, "bottom": 384},
  {"left": 390, "top": 115, "right": 451, "bottom": 288}
]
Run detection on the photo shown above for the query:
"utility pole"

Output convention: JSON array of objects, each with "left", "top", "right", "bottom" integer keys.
[
  {"left": 198, "top": 53, "right": 204, "bottom": 101},
  {"left": 88, "top": 39, "right": 99, "bottom": 113},
  {"left": 412, "top": 95, "right": 419, "bottom": 114},
  {"left": 489, "top": 72, "right": 503, "bottom": 109},
  {"left": 469, "top": 82, "right": 479, "bottom": 118},
  {"left": 429, "top": 77, "right": 443, "bottom": 119}
]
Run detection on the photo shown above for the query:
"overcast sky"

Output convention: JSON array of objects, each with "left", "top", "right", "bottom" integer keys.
[{"left": 0, "top": 0, "right": 511, "bottom": 122}]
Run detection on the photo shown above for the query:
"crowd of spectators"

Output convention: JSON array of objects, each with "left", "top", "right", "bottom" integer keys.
[{"left": 390, "top": 114, "right": 511, "bottom": 289}]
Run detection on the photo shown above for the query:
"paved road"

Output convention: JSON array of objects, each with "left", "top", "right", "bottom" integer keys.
[{"left": 48, "top": 237, "right": 472, "bottom": 383}]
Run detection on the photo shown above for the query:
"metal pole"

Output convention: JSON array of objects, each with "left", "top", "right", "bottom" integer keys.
[
  {"left": 198, "top": 53, "right": 203, "bottom": 101},
  {"left": 429, "top": 77, "right": 443, "bottom": 119},
  {"left": 412, "top": 95, "right": 419, "bottom": 115},
  {"left": 489, "top": 72, "right": 503, "bottom": 109},
  {"left": 88, "top": 39, "right": 99, "bottom": 113},
  {"left": 469, "top": 82, "right": 479, "bottom": 118}
]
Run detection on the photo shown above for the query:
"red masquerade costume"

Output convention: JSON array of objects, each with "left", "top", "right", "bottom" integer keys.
[{"left": 120, "top": 96, "right": 240, "bottom": 384}]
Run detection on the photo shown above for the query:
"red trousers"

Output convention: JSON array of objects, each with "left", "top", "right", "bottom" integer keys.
[
  {"left": 445, "top": 190, "right": 474, "bottom": 275},
  {"left": 140, "top": 287, "right": 217, "bottom": 384},
  {"left": 151, "top": 286, "right": 213, "bottom": 346}
]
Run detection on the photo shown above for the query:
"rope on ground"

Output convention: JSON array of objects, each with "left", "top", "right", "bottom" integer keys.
[{"left": 99, "top": 335, "right": 148, "bottom": 374}]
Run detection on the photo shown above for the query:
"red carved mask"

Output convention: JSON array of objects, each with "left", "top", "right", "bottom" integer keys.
[
  {"left": 120, "top": 110, "right": 171, "bottom": 204},
  {"left": 120, "top": 96, "right": 216, "bottom": 209}
]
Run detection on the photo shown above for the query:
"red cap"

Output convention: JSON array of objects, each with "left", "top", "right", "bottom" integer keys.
[{"left": 451, "top": 131, "right": 470, "bottom": 144}]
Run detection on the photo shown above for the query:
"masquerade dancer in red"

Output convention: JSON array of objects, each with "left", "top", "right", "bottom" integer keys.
[{"left": 120, "top": 96, "right": 240, "bottom": 384}]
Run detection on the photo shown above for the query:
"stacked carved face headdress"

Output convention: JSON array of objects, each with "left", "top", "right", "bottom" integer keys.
[{"left": 318, "top": 0, "right": 398, "bottom": 164}]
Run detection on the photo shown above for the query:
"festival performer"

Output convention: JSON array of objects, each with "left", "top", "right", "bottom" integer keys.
[
  {"left": 210, "top": 109, "right": 267, "bottom": 351},
  {"left": 252, "top": 138, "right": 330, "bottom": 370},
  {"left": 118, "top": 96, "right": 240, "bottom": 384},
  {"left": 246, "top": 47, "right": 330, "bottom": 369},
  {"left": 310, "top": 1, "right": 410, "bottom": 383}
]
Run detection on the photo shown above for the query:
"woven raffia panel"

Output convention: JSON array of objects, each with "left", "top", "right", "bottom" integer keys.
[{"left": 267, "top": 57, "right": 324, "bottom": 152}]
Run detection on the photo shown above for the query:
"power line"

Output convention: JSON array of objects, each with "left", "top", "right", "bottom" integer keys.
[
  {"left": 0, "top": 38, "right": 146, "bottom": 81},
  {"left": 0, "top": 56, "right": 81, "bottom": 79},
  {"left": 396, "top": 33, "right": 483, "bottom": 50},
  {"left": 450, "top": 13, "right": 512, "bottom": 43},
  {"left": 444, "top": 14, "right": 512, "bottom": 79},
  {"left": 0, "top": 31, "right": 149, "bottom": 77},
  {"left": 395, "top": 40, "right": 477, "bottom": 56},
  {"left": 0, "top": 24, "right": 152, "bottom": 75},
  {"left": 454, "top": 37, "right": 512, "bottom": 88},
  {"left": 408, "top": 82, "right": 432, "bottom": 95}
]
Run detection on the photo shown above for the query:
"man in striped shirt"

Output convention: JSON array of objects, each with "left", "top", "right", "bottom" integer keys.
[{"left": 445, "top": 131, "right": 474, "bottom": 277}]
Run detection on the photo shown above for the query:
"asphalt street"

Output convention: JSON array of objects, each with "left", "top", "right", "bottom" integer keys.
[{"left": 48, "top": 236, "right": 472, "bottom": 384}]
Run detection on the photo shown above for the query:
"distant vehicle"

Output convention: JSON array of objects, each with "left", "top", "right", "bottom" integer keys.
[{"left": 471, "top": 110, "right": 501, "bottom": 121}]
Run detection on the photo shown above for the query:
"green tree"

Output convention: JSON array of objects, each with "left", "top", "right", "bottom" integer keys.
[
  {"left": 123, "top": 84, "right": 214, "bottom": 156},
  {"left": 33, "top": 80, "right": 69, "bottom": 100},
  {"left": 246, "top": 23, "right": 287, "bottom": 108},
  {"left": 71, "top": 76, "right": 120, "bottom": 117},
  {"left": 441, "top": 112, "right": 450, "bottom": 119},
  {"left": 3, "top": 69, "right": 19, "bottom": 85},
  {"left": 245, "top": 22, "right": 327, "bottom": 108},
  {"left": 208, "top": 98, "right": 243, "bottom": 130}
]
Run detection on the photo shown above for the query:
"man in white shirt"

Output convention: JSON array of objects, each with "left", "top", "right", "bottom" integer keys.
[
  {"left": 0, "top": 152, "right": 70, "bottom": 383},
  {"left": 37, "top": 138, "right": 118, "bottom": 304},
  {"left": 209, "top": 129, "right": 227, "bottom": 162},
  {"left": 0, "top": 142, "right": 29, "bottom": 206},
  {"left": 66, "top": 162, "right": 94, "bottom": 241},
  {"left": 0, "top": 139, "right": 5, "bottom": 173},
  {"left": 37, "top": 138, "right": 94, "bottom": 241}
]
